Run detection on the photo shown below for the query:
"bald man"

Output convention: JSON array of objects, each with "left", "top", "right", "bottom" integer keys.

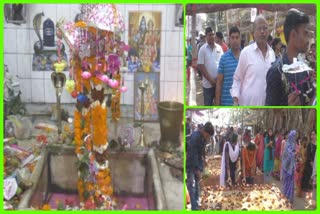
[{"left": 230, "top": 15, "right": 275, "bottom": 106}]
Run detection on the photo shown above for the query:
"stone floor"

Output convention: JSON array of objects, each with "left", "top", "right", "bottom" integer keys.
[{"left": 5, "top": 108, "right": 184, "bottom": 210}]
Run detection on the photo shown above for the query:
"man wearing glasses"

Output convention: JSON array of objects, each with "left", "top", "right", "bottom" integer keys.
[{"left": 230, "top": 15, "right": 275, "bottom": 106}]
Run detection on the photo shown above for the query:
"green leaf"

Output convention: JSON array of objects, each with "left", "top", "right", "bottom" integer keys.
[
  {"left": 57, "top": 201, "right": 66, "bottom": 210},
  {"left": 83, "top": 191, "right": 90, "bottom": 200},
  {"left": 81, "top": 119, "right": 85, "bottom": 129},
  {"left": 83, "top": 87, "right": 89, "bottom": 95}
]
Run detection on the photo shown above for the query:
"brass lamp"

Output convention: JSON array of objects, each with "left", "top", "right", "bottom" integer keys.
[{"left": 138, "top": 80, "right": 148, "bottom": 147}]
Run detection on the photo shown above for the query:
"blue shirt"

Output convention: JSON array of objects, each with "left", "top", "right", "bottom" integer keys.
[
  {"left": 187, "top": 44, "right": 192, "bottom": 61},
  {"left": 218, "top": 49, "right": 239, "bottom": 106},
  {"left": 186, "top": 131, "right": 205, "bottom": 171}
]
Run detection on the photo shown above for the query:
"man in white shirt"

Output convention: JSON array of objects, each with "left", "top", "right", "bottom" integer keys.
[
  {"left": 197, "top": 27, "right": 223, "bottom": 106},
  {"left": 230, "top": 15, "right": 275, "bottom": 106}
]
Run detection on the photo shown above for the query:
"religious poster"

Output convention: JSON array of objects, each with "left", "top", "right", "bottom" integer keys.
[
  {"left": 128, "top": 11, "right": 161, "bottom": 73},
  {"left": 32, "top": 15, "right": 68, "bottom": 71}
]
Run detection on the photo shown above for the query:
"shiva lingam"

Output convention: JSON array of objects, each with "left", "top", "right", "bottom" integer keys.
[
  {"left": 51, "top": 69, "right": 66, "bottom": 135},
  {"left": 138, "top": 80, "right": 148, "bottom": 147}
]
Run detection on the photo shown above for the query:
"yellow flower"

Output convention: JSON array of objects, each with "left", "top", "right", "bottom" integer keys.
[
  {"left": 42, "top": 204, "right": 51, "bottom": 210},
  {"left": 65, "top": 79, "right": 75, "bottom": 93},
  {"left": 74, "top": 20, "right": 87, "bottom": 28}
]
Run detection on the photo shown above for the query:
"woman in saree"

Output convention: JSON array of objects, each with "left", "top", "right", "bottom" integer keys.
[{"left": 281, "top": 130, "right": 296, "bottom": 203}]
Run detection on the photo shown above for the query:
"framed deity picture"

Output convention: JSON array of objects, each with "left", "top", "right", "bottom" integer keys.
[
  {"left": 128, "top": 11, "right": 161, "bottom": 73},
  {"left": 134, "top": 72, "right": 160, "bottom": 122}
]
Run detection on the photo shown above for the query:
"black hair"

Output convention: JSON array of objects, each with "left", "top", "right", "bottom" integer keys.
[
  {"left": 216, "top": 31, "right": 223, "bottom": 40},
  {"left": 203, "top": 122, "right": 214, "bottom": 136},
  {"left": 231, "top": 133, "right": 238, "bottom": 143},
  {"left": 247, "top": 141, "right": 256, "bottom": 151},
  {"left": 284, "top": 9, "right": 309, "bottom": 43},
  {"left": 301, "top": 136, "right": 308, "bottom": 143},
  {"left": 205, "top": 27, "right": 213, "bottom": 35},
  {"left": 284, "top": 131, "right": 289, "bottom": 138},
  {"left": 310, "top": 130, "right": 316, "bottom": 139},
  {"left": 271, "top": 37, "right": 281, "bottom": 50},
  {"left": 229, "top": 26, "right": 240, "bottom": 36}
]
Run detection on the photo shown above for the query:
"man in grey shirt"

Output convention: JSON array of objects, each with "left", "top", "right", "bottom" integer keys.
[{"left": 197, "top": 27, "right": 223, "bottom": 106}]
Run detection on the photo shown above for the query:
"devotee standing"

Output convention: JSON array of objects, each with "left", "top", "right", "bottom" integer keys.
[
  {"left": 266, "top": 9, "right": 310, "bottom": 105},
  {"left": 264, "top": 129, "right": 275, "bottom": 183},
  {"left": 215, "top": 26, "right": 241, "bottom": 106},
  {"left": 281, "top": 130, "right": 297, "bottom": 203},
  {"left": 198, "top": 27, "right": 223, "bottom": 106},
  {"left": 301, "top": 130, "right": 316, "bottom": 208},
  {"left": 230, "top": 15, "right": 275, "bottom": 105},
  {"left": 254, "top": 129, "right": 265, "bottom": 171}
]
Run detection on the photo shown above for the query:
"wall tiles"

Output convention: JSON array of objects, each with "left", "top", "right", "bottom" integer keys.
[
  {"left": 44, "top": 79, "right": 56, "bottom": 103},
  {"left": 17, "top": 54, "right": 32, "bottom": 78},
  {"left": 163, "top": 81, "right": 178, "bottom": 101},
  {"left": 4, "top": 54, "right": 18, "bottom": 77},
  {"left": 164, "top": 56, "right": 179, "bottom": 82},
  {"left": 122, "top": 80, "right": 134, "bottom": 105},
  {"left": 19, "top": 79, "right": 32, "bottom": 102},
  {"left": 4, "top": 29, "right": 17, "bottom": 53},
  {"left": 31, "top": 79, "right": 45, "bottom": 102},
  {"left": 165, "top": 31, "right": 181, "bottom": 57}
]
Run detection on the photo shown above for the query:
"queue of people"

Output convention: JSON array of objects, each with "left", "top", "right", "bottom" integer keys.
[{"left": 187, "top": 9, "right": 316, "bottom": 106}]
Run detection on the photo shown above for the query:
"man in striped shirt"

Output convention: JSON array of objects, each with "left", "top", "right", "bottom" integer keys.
[{"left": 215, "top": 26, "right": 241, "bottom": 106}]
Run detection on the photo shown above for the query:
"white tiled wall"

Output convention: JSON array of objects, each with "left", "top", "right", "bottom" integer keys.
[{"left": 4, "top": 4, "right": 184, "bottom": 105}]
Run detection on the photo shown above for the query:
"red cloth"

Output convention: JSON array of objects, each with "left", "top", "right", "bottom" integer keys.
[
  {"left": 242, "top": 147, "right": 257, "bottom": 177},
  {"left": 254, "top": 134, "right": 264, "bottom": 170},
  {"left": 221, "top": 42, "right": 229, "bottom": 53}
]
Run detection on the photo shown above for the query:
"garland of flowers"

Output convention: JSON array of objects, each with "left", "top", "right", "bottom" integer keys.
[
  {"left": 58, "top": 5, "right": 128, "bottom": 208},
  {"left": 91, "top": 104, "right": 108, "bottom": 146},
  {"left": 111, "top": 73, "right": 121, "bottom": 122},
  {"left": 74, "top": 110, "right": 83, "bottom": 155},
  {"left": 72, "top": 35, "right": 113, "bottom": 210}
]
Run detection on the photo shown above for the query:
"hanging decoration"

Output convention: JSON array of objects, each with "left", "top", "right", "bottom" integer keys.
[{"left": 56, "top": 4, "right": 127, "bottom": 210}]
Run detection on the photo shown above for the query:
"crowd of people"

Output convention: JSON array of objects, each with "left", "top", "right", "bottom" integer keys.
[
  {"left": 186, "top": 119, "right": 317, "bottom": 210},
  {"left": 187, "top": 9, "right": 316, "bottom": 106}
]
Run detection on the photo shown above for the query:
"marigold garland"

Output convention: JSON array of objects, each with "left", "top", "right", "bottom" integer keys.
[
  {"left": 75, "top": 62, "right": 82, "bottom": 92},
  {"left": 74, "top": 110, "right": 83, "bottom": 149},
  {"left": 91, "top": 105, "right": 108, "bottom": 146},
  {"left": 70, "top": 15, "right": 126, "bottom": 209},
  {"left": 111, "top": 73, "right": 121, "bottom": 122},
  {"left": 77, "top": 179, "right": 85, "bottom": 202},
  {"left": 74, "top": 20, "right": 87, "bottom": 28},
  {"left": 83, "top": 111, "right": 91, "bottom": 135},
  {"left": 42, "top": 204, "right": 51, "bottom": 210}
]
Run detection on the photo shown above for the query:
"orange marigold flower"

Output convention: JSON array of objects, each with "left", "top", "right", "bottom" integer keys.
[
  {"left": 42, "top": 204, "right": 51, "bottom": 210},
  {"left": 74, "top": 20, "right": 87, "bottom": 28}
]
